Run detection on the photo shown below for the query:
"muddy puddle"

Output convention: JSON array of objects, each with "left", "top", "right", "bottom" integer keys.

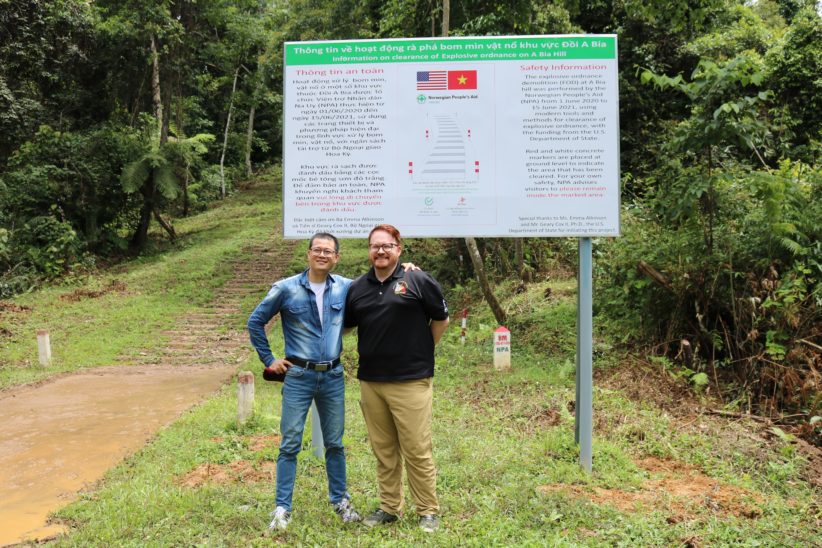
[{"left": 0, "top": 365, "right": 236, "bottom": 546}]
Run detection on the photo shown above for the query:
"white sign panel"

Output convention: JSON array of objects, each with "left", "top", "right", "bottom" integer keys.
[{"left": 283, "top": 35, "right": 619, "bottom": 238}]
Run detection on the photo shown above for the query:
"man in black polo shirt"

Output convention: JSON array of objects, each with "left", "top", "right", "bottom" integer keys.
[{"left": 344, "top": 224, "right": 449, "bottom": 533}]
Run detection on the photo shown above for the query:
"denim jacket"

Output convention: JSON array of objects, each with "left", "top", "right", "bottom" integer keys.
[{"left": 247, "top": 270, "right": 351, "bottom": 366}]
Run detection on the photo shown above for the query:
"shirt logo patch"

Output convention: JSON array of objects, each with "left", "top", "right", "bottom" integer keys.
[{"left": 394, "top": 281, "right": 408, "bottom": 295}]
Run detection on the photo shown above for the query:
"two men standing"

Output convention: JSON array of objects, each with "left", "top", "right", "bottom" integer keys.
[{"left": 247, "top": 225, "right": 448, "bottom": 533}]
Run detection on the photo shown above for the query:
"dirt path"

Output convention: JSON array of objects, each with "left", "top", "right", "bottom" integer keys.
[{"left": 0, "top": 239, "right": 296, "bottom": 547}]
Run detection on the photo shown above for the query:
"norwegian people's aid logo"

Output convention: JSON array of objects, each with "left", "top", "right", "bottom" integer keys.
[{"left": 394, "top": 281, "right": 408, "bottom": 295}]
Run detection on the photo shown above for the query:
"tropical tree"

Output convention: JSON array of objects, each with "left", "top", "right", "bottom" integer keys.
[
  {"left": 121, "top": 123, "right": 215, "bottom": 249},
  {"left": 0, "top": 0, "right": 98, "bottom": 162},
  {"left": 765, "top": 6, "right": 822, "bottom": 162}
]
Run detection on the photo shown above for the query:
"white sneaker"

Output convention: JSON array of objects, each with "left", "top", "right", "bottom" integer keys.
[{"left": 268, "top": 506, "right": 291, "bottom": 530}]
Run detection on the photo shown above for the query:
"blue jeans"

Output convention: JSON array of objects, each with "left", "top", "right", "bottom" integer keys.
[{"left": 276, "top": 364, "right": 347, "bottom": 510}]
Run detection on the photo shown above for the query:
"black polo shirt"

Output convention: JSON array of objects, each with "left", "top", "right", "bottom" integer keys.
[{"left": 344, "top": 265, "right": 449, "bottom": 381}]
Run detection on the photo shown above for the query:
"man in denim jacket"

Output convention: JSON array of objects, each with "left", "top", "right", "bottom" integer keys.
[{"left": 247, "top": 232, "right": 359, "bottom": 531}]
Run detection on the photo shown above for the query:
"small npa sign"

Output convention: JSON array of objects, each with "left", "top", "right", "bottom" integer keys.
[{"left": 493, "top": 326, "right": 511, "bottom": 370}]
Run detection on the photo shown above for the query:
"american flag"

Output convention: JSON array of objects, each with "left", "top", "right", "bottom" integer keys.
[{"left": 417, "top": 71, "right": 447, "bottom": 90}]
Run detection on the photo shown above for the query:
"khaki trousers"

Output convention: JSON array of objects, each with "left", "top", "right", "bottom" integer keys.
[{"left": 359, "top": 378, "right": 438, "bottom": 516}]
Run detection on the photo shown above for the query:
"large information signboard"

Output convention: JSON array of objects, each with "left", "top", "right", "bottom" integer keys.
[{"left": 283, "top": 35, "right": 619, "bottom": 238}]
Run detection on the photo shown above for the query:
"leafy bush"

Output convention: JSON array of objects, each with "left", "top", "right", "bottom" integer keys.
[
  {"left": 0, "top": 227, "right": 8, "bottom": 265},
  {"left": 0, "top": 215, "right": 85, "bottom": 298},
  {"left": 18, "top": 215, "right": 83, "bottom": 276},
  {"left": 598, "top": 161, "right": 821, "bottom": 417},
  {"left": 3, "top": 124, "right": 138, "bottom": 247},
  {"left": 0, "top": 123, "right": 140, "bottom": 293}
]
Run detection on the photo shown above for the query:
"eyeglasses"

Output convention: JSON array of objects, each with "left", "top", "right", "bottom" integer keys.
[
  {"left": 309, "top": 247, "right": 337, "bottom": 257},
  {"left": 368, "top": 243, "right": 399, "bottom": 253}
]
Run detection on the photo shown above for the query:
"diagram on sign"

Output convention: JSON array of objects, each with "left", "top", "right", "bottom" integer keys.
[
  {"left": 394, "top": 65, "right": 496, "bottom": 226},
  {"left": 408, "top": 114, "right": 478, "bottom": 185}
]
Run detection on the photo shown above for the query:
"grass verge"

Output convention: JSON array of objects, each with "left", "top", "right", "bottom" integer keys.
[{"left": 50, "top": 267, "right": 821, "bottom": 546}]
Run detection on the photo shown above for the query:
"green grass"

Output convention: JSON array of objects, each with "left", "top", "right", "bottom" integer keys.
[
  {"left": 50, "top": 324, "right": 820, "bottom": 546},
  {"left": 3, "top": 167, "right": 818, "bottom": 545},
  {"left": 50, "top": 254, "right": 820, "bottom": 547}
]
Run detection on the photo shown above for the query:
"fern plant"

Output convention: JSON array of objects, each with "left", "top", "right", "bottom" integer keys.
[{"left": 120, "top": 122, "right": 214, "bottom": 250}]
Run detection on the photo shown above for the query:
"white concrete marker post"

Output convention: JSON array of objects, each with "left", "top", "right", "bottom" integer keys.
[
  {"left": 36, "top": 329, "right": 52, "bottom": 366},
  {"left": 460, "top": 308, "right": 468, "bottom": 345},
  {"left": 493, "top": 326, "right": 511, "bottom": 370},
  {"left": 237, "top": 371, "right": 255, "bottom": 424}
]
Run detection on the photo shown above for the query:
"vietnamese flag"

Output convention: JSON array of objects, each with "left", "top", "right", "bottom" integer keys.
[{"left": 448, "top": 70, "right": 477, "bottom": 90}]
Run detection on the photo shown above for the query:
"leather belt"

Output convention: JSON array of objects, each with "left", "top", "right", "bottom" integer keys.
[{"left": 286, "top": 356, "right": 341, "bottom": 372}]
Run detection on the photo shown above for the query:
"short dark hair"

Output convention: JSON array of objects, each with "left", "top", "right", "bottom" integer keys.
[
  {"left": 309, "top": 232, "right": 339, "bottom": 252},
  {"left": 368, "top": 224, "right": 401, "bottom": 245}
]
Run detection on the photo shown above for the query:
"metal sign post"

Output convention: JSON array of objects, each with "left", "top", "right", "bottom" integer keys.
[
  {"left": 576, "top": 237, "right": 593, "bottom": 473},
  {"left": 310, "top": 400, "right": 324, "bottom": 458}
]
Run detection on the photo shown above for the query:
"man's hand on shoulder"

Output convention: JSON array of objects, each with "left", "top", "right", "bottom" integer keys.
[{"left": 401, "top": 262, "right": 421, "bottom": 272}]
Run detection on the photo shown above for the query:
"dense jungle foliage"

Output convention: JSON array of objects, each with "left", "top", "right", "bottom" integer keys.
[{"left": 1, "top": 0, "right": 819, "bottom": 431}]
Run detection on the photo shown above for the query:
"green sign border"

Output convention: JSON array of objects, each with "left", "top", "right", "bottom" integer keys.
[{"left": 285, "top": 36, "right": 616, "bottom": 66}]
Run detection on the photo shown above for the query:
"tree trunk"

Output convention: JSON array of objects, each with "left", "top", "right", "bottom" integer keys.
[
  {"left": 150, "top": 35, "right": 163, "bottom": 144},
  {"left": 219, "top": 65, "right": 241, "bottom": 199},
  {"left": 160, "top": 69, "right": 171, "bottom": 146},
  {"left": 465, "top": 237, "right": 507, "bottom": 326},
  {"left": 84, "top": 207, "right": 100, "bottom": 248},
  {"left": 703, "top": 146, "right": 714, "bottom": 254},
  {"left": 441, "top": 0, "right": 450, "bottom": 37},
  {"left": 637, "top": 260, "right": 672, "bottom": 290},
  {"left": 153, "top": 208, "right": 177, "bottom": 241},
  {"left": 130, "top": 193, "right": 154, "bottom": 251},
  {"left": 513, "top": 238, "right": 531, "bottom": 282},
  {"left": 494, "top": 240, "right": 513, "bottom": 274},
  {"left": 130, "top": 69, "right": 147, "bottom": 127},
  {"left": 182, "top": 160, "right": 190, "bottom": 217},
  {"left": 133, "top": 33, "right": 164, "bottom": 252},
  {"left": 245, "top": 104, "right": 255, "bottom": 178}
]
